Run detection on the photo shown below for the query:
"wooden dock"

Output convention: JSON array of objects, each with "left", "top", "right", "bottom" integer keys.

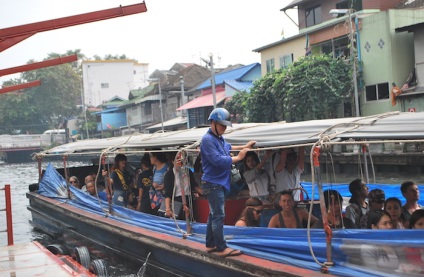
[{"left": 0, "top": 241, "right": 94, "bottom": 276}]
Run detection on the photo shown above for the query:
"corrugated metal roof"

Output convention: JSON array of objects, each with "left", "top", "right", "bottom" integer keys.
[
  {"left": 195, "top": 63, "right": 260, "bottom": 91},
  {"left": 224, "top": 80, "right": 254, "bottom": 93},
  {"left": 176, "top": 91, "right": 226, "bottom": 111},
  {"left": 134, "top": 94, "right": 163, "bottom": 104},
  {"left": 93, "top": 107, "right": 125, "bottom": 114},
  {"left": 146, "top": 116, "right": 187, "bottom": 130}
]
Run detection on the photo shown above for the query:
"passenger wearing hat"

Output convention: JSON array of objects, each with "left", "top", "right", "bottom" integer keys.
[
  {"left": 360, "top": 189, "right": 386, "bottom": 229},
  {"left": 201, "top": 108, "right": 256, "bottom": 257}
]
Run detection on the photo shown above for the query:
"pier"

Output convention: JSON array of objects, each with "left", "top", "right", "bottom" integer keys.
[{"left": 0, "top": 134, "right": 66, "bottom": 163}]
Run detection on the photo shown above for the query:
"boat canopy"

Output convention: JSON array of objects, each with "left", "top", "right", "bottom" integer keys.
[{"left": 37, "top": 112, "right": 424, "bottom": 157}]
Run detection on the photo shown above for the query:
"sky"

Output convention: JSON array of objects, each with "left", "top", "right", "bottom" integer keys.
[{"left": 0, "top": 0, "right": 299, "bottom": 84}]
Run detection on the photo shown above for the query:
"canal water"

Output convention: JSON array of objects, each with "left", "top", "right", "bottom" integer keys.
[{"left": 0, "top": 161, "right": 150, "bottom": 277}]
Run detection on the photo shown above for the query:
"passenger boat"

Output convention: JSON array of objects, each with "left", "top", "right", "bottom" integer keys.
[{"left": 27, "top": 111, "right": 424, "bottom": 276}]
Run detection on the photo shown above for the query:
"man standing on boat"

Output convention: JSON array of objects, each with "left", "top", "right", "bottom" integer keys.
[{"left": 201, "top": 108, "right": 256, "bottom": 258}]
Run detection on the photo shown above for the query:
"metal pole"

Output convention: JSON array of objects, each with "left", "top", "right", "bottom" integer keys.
[
  {"left": 3, "top": 185, "right": 14, "bottom": 245},
  {"left": 83, "top": 106, "right": 89, "bottom": 139},
  {"left": 81, "top": 81, "right": 90, "bottom": 139},
  {"left": 158, "top": 81, "right": 165, "bottom": 132},
  {"left": 209, "top": 53, "right": 217, "bottom": 109},
  {"left": 180, "top": 76, "right": 186, "bottom": 116},
  {"left": 348, "top": 11, "right": 360, "bottom": 117}
]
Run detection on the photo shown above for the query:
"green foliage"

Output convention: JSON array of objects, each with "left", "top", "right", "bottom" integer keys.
[
  {"left": 224, "top": 91, "right": 249, "bottom": 123},
  {"left": 78, "top": 110, "right": 97, "bottom": 138},
  {"left": 93, "top": 54, "right": 134, "bottom": 62},
  {"left": 0, "top": 51, "right": 82, "bottom": 134},
  {"left": 246, "top": 54, "right": 351, "bottom": 123},
  {"left": 279, "top": 54, "right": 351, "bottom": 121},
  {"left": 245, "top": 70, "right": 281, "bottom": 122}
]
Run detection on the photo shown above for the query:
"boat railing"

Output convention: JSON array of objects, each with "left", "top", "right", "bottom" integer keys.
[{"left": 0, "top": 184, "right": 13, "bottom": 245}]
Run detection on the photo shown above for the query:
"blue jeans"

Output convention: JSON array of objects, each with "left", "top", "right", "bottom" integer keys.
[
  {"left": 113, "top": 190, "right": 127, "bottom": 207},
  {"left": 202, "top": 182, "right": 227, "bottom": 251}
]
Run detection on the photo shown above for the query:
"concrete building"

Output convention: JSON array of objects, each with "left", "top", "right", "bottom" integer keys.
[
  {"left": 82, "top": 60, "right": 148, "bottom": 107},
  {"left": 253, "top": 0, "right": 424, "bottom": 116}
]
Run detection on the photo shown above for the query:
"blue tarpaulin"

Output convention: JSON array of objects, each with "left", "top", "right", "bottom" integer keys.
[
  {"left": 38, "top": 164, "right": 424, "bottom": 277},
  {"left": 301, "top": 182, "right": 424, "bottom": 206}
]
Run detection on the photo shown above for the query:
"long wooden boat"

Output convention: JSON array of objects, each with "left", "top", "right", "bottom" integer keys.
[{"left": 27, "top": 112, "right": 424, "bottom": 276}]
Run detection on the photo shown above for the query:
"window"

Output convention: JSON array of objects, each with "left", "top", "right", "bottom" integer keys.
[
  {"left": 279, "top": 54, "right": 293, "bottom": 69},
  {"left": 306, "top": 6, "right": 322, "bottom": 27},
  {"left": 266, "top": 58, "right": 275, "bottom": 74},
  {"left": 366, "top": 83, "right": 389, "bottom": 101},
  {"left": 336, "top": 0, "right": 363, "bottom": 12},
  {"left": 101, "top": 83, "right": 109, "bottom": 89},
  {"left": 144, "top": 103, "right": 152, "bottom": 115},
  {"left": 336, "top": 1, "right": 349, "bottom": 11}
]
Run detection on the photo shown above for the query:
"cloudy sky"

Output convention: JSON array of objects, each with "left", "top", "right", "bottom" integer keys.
[{"left": 0, "top": 0, "right": 298, "bottom": 83}]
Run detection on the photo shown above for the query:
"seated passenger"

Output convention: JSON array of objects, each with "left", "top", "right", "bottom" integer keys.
[
  {"left": 313, "top": 189, "right": 356, "bottom": 229},
  {"left": 367, "top": 210, "right": 393, "bottom": 229},
  {"left": 86, "top": 181, "right": 96, "bottom": 196},
  {"left": 345, "top": 178, "right": 369, "bottom": 228},
  {"left": 69, "top": 176, "right": 81, "bottom": 189},
  {"left": 86, "top": 180, "right": 107, "bottom": 201},
  {"left": 384, "top": 197, "right": 405, "bottom": 229},
  {"left": 235, "top": 197, "right": 263, "bottom": 227},
  {"left": 360, "top": 189, "right": 385, "bottom": 229},
  {"left": 242, "top": 151, "right": 271, "bottom": 201},
  {"left": 361, "top": 210, "right": 399, "bottom": 272},
  {"left": 397, "top": 209, "right": 424, "bottom": 274},
  {"left": 268, "top": 190, "right": 318, "bottom": 228},
  {"left": 82, "top": 174, "right": 105, "bottom": 192},
  {"left": 400, "top": 181, "right": 422, "bottom": 225},
  {"left": 409, "top": 209, "right": 424, "bottom": 229}
]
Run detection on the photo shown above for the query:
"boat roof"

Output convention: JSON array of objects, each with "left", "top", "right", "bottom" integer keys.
[{"left": 37, "top": 112, "right": 424, "bottom": 157}]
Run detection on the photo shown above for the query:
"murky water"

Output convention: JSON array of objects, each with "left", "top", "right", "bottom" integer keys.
[
  {"left": 0, "top": 162, "right": 40, "bottom": 246},
  {"left": 0, "top": 161, "right": 185, "bottom": 277}
]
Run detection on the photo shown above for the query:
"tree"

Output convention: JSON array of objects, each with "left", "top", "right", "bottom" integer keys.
[
  {"left": 78, "top": 109, "right": 97, "bottom": 139},
  {"left": 0, "top": 51, "right": 82, "bottom": 134},
  {"left": 0, "top": 78, "right": 44, "bottom": 133},
  {"left": 224, "top": 91, "right": 249, "bottom": 123},
  {"left": 275, "top": 54, "right": 351, "bottom": 121},
  {"left": 245, "top": 70, "right": 282, "bottom": 123}
]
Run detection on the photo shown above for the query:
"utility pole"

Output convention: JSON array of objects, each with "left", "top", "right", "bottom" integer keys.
[
  {"left": 209, "top": 53, "right": 217, "bottom": 109},
  {"left": 180, "top": 76, "right": 186, "bottom": 116}
]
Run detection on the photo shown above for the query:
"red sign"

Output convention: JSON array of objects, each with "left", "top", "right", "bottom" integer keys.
[{"left": 408, "top": 108, "right": 416, "bottom": 112}]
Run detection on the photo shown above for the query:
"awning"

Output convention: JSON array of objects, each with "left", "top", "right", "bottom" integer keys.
[
  {"left": 176, "top": 91, "right": 226, "bottom": 111},
  {"left": 281, "top": 0, "right": 311, "bottom": 11}
]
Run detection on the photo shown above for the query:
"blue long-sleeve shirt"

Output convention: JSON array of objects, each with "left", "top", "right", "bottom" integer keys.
[{"left": 200, "top": 128, "right": 233, "bottom": 191}]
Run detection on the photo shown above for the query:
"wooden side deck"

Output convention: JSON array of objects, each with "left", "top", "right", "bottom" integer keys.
[{"left": 0, "top": 241, "right": 94, "bottom": 276}]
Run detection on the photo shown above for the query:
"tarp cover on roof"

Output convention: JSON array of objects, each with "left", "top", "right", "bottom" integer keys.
[{"left": 38, "top": 163, "right": 424, "bottom": 277}]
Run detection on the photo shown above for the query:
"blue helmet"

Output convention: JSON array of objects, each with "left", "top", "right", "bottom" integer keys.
[{"left": 208, "top": 108, "right": 232, "bottom": 127}]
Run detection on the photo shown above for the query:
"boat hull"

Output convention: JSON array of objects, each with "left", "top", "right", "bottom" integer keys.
[{"left": 26, "top": 192, "right": 324, "bottom": 277}]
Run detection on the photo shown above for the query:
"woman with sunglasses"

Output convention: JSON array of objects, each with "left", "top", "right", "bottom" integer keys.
[
  {"left": 235, "top": 198, "right": 264, "bottom": 227},
  {"left": 68, "top": 176, "right": 81, "bottom": 189}
]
